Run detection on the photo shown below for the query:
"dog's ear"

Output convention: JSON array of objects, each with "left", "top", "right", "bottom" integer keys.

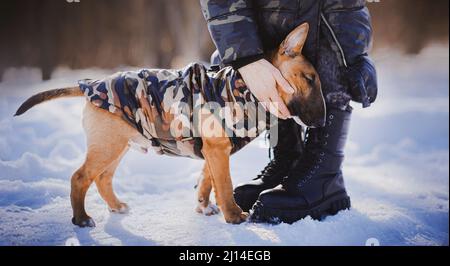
[{"left": 280, "top": 23, "right": 309, "bottom": 57}]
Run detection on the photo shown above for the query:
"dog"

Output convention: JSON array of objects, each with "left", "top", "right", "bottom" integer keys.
[{"left": 14, "top": 23, "right": 325, "bottom": 226}]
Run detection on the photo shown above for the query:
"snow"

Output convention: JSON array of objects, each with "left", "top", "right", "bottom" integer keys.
[{"left": 0, "top": 45, "right": 448, "bottom": 246}]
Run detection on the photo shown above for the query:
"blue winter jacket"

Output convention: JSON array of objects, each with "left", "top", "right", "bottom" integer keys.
[{"left": 200, "top": 0, "right": 378, "bottom": 108}]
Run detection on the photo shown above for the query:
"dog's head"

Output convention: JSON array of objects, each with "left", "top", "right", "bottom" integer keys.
[{"left": 273, "top": 23, "right": 326, "bottom": 128}]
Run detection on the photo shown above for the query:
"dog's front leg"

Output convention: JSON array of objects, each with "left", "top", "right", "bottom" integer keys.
[{"left": 201, "top": 136, "right": 249, "bottom": 224}]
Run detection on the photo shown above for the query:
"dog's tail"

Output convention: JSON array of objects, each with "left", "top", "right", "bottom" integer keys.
[{"left": 14, "top": 87, "right": 84, "bottom": 116}]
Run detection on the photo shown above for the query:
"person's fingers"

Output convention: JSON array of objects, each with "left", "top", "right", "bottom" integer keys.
[
  {"left": 263, "top": 100, "right": 284, "bottom": 119},
  {"left": 270, "top": 94, "right": 291, "bottom": 119},
  {"left": 266, "top": 100, "right": 288, "bottom": 120},
  {"left": 259, "top": 101, "right": 268, "bottom": 112},
  {"left": 260, "top": 99, "right": 279, "bottom": 117},
  {"left": 274, "top": 70, "right": 295, "bottom": 94},
  {"left": 266, "top": 101, "right": 283, "bottom": 119},
  {"left": 276, "top": 106, "right": 289, "bottom": 120}
]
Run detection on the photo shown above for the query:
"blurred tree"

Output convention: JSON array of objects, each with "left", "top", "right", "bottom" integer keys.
[
  {"left": 0, "top": 0, "right": 448, "bottom": 81},
  {"left": 0, "top": 0, "right": 215, "bottom": 80},
  {"left": 369, "top": 0, "right": 449, "bottom": 54}
]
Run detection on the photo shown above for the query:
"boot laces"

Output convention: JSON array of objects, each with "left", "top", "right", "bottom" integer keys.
[
  {"left": 254, "top": 145, "right": 293, "bottom": 182},
  {"left": 255, "top": 119, "right": 305, "bottom": 183},
  {"left": 254, "top": 160, "right": 278, "bottom": 180},
  {"left": 282, "top": 127, "right": 329, "bottom": 188}
]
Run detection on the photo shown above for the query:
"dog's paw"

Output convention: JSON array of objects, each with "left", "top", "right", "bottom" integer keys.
[
  {"left": 196, "top": 203, "right": 220, "bottom": 216},
  {"left": 224, "top": 212, "right": 249, "bottom": 224},
  {"left": 110, "top": 203, "right": 129, "bottom": 214},
  {"left": 72, "top": 216, "right": 96, "bottom": 228}
]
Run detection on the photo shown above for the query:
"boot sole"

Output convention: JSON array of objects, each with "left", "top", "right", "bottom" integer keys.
[{"left": 250, "top": 191, "right": 351, "bottom": 224}]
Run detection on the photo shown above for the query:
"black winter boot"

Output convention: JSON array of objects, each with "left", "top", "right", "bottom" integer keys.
[
  {"left": 234, "top": 119, "right": 303, "bottom": 212},
  {"left": 251, "top": 106, "right": 352, "bottom": 223}
]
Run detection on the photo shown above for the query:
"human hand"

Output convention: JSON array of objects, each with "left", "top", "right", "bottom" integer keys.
[{"left": 238, "top": 59, "right": 294, "bottom": 119}]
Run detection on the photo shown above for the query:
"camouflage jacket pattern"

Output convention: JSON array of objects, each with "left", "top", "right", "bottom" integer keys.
[
  {"left": 79, "top": 63, "right": 268, "bottom": 159},
  {"left": 200, "top": 0, "right": 378, "bottom": 108}
]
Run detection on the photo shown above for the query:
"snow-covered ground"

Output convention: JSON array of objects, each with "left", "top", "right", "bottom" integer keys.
[{"left": 0, "top": 45, "right": 448, "bottom": 246}]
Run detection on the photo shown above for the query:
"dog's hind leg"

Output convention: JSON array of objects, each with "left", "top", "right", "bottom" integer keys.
[
  {"left": 94, "top": 147, "right": 129, "bottom": 214},
  {"left": 196, "top": 163, "right": 219, "bottom": 216},
  {"left": 70, "top": 103, "right": 137, "bottom": 227}
]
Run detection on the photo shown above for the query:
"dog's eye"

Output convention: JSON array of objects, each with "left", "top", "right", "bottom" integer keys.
[{"left": 304, "top": 74, "right": 315, "bottom": 85}]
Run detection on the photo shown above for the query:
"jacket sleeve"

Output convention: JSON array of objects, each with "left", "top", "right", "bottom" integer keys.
[
  {"left": 321, "top": 0, "right": 378, "bottom": 108},
  {"left": 321, "top": 0, "right": 373, "bottom": 66},
  {"left": 200, "top": 0, "right": 265, "bottom": 69}
]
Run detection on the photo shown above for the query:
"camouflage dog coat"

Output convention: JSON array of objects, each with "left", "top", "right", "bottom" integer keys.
[{"left": 79, "top": 63, "right": 273, "bottom": 159}]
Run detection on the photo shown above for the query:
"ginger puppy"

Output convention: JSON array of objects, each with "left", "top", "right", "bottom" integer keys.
[{"left": 15, "top": 23, "right": 325, "bottom": 227}]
